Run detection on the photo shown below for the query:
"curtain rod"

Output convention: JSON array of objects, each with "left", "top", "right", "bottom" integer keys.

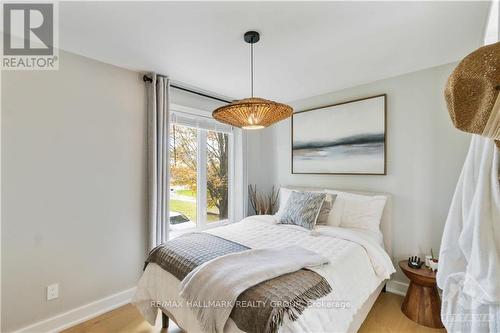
[{"left": 143, "top": 75, "right": 232, "bottom": 104}]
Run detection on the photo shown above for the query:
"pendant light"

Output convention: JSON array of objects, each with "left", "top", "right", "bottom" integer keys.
[{"left": 212, "top": 31, "right": 293, "bottom": 129}]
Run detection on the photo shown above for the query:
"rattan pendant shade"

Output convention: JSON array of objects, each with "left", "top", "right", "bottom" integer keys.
[
  {"left": 213, "top": 97, "right": 293, "bottom": 129},
  {"left": 212, "top": 31, "right": 293, "bottom": 129}
]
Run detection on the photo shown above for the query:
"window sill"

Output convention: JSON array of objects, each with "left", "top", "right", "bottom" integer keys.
[{"left": 169, "top": 219, "right": 232, "bottom": 239}]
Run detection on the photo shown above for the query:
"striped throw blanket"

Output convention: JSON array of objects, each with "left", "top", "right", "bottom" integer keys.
[{"left": 145, "top": 232, "right": 332, "bottom": 333}]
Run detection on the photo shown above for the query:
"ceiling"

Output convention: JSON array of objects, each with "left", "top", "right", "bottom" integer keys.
[{"left": 59, "top": 1, "right": 490, "bottom": 102}]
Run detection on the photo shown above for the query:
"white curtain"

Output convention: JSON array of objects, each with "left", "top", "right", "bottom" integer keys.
[
  {"left": 146, "top": 74, "right": 170, "bottom": 250},
  {"left": 437, "top": 136, "right": 500, "bottom": 332},
  {"left": 232, "top": 128, "right": 248, "bottom": 222}
]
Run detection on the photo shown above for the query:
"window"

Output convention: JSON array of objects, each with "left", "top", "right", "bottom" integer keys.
[
  {"left": 206, "top": 130, "right": 229, "bottom": 223},
  {"left": 168, "top": 107, "right": 233, "bottom": 233},
  {"left": 169, "top": 125, "right": 198, "bottom": 230}
]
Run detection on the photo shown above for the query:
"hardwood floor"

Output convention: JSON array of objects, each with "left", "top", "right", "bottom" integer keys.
[
  {"left": 62, "top": 293, "right": 446, "bottom": 333},
  {"left": 358, "top": 293, "right": 446, "bottom": 333}
]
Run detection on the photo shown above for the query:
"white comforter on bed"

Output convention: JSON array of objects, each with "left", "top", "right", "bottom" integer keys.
[{"left": 132, "top": 215, "right": 395, "bottom": 333}]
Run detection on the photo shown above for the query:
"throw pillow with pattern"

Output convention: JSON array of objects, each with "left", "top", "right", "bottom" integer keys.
[{"left": 278, "top": 191, "right": 326, "bottom": 230}]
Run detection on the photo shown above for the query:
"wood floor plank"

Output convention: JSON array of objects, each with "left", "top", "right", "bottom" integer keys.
[
  {"left": 358, "top": 293, "right": 446, "bottom": 333},
  {"left": 62, "top": 293, "right": 446, "bottom": 333}
]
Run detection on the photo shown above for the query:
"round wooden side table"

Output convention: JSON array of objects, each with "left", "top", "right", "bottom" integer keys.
[{"left": 398, "top": 260, "right": 444, "bottom": 328}]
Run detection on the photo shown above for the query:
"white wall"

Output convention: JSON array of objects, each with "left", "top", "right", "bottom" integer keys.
[
  {"left": 1, "top": 51, "right": 147, "bottom": 332},
  {"left": 249, "top": 63, "right": 470, "bottom": 282}
]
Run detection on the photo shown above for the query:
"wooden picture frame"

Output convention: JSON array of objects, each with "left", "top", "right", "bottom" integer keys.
[{"left": 291, "top": 94, "right": 387, "bottom": 175}]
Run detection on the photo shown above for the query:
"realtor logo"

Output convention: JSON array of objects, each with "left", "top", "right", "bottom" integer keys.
[{"left": 2, "top": 2, "right": 58, "bottom": 69}]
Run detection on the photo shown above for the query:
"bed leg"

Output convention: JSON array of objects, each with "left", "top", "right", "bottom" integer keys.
[
  {"left": 382, "top": 283, "right": 387, "bottom": 292},
  {"left": 161, "top": 311, "right": 169, "bottom": 328}
]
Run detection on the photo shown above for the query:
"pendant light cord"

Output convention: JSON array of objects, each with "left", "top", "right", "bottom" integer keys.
[{"left": 251, "top": 41, "right": 254, "bottom": 98}]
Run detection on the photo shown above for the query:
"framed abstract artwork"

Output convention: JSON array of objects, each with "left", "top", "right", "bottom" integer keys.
[{"left": 291, "top": 94, "right": 386, "bottom": 175}]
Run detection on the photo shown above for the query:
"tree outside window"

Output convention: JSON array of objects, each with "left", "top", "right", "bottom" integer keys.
[{"left": 169, "top": 125, "right": 229, "bottom": 224}]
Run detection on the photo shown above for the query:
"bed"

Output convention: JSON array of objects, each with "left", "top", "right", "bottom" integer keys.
[{"left": 133, "top": 188, "right": 395, "bottom": 333}]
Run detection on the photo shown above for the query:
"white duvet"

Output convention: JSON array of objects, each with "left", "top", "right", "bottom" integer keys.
[{"left": 132, "top": 215, "right": 395, "bottom": 333}]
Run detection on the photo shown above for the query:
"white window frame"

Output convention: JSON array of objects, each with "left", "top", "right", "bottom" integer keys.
[{"left": 170, "top": 104, "right": 234, "bottom": 232}]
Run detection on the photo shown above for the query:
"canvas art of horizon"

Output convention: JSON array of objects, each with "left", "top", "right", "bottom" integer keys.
[{"left": 292, "top": 95, "right": 386, "bottom": 175}]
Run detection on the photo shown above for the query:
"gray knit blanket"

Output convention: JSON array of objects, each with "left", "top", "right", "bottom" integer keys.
[{"left": 145, "top": 232, "right": 332, "bottom": 333}]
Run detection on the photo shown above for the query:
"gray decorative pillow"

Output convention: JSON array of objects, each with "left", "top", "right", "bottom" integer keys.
[{"left": 278, "top": 191, "right": 326, "bottom": 230}]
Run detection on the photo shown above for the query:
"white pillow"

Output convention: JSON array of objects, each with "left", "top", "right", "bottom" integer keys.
[
  {"left": 325, "top": 190, "right": 387, "bottom": 235},
  {"left": 274, "top": 187, "right": 293, "bottom": 218}
]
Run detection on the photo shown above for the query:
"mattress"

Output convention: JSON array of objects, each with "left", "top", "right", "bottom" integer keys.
[{"left": 133, "top": 215, "right": 395, "bottom": 333}]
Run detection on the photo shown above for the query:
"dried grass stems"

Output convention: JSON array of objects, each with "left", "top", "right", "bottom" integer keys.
[{"left": 248, "top": 185, "right": 279, "bottom": 215}]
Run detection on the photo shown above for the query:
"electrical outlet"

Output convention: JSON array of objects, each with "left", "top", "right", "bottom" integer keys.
[{"left": 47, "top": 283, "right": 59, "bottom": 301}]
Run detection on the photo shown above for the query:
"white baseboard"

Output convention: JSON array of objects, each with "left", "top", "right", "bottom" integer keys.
[
  {"left": 386, "top": 280, "right": 408, "bottom": 296},
  {"left": 12, "top": 287, "right": 136, "bottom": 333},
  {"left": 7, "top": 279, "right": 414, "bottom": 332}
]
